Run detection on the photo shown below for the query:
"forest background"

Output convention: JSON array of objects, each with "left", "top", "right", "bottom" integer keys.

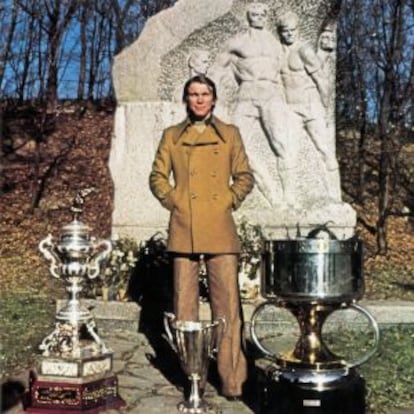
[{"left": 1, "top": 0, "right": 413, "bottom": 298}]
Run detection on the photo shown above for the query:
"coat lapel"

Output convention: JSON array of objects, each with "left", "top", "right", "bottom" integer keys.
[{"left": 172, "top": 115, "right": 228, "bottom": 145}]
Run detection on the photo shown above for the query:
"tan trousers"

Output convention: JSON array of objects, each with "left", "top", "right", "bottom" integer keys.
[{"left": 173, "top": 254, "right": 247, "bottom": 396}]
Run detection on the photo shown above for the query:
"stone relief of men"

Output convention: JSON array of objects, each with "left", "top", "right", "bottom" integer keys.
[
  {"left": 208, "top": 2, "right": 297, "bottom": 207},
  {"left": 277, "top": 12, "right": 341, "bottom": 200}
]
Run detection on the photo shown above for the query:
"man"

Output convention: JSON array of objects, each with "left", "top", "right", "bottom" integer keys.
[
  {"left": 277, "top": 12, "right": 341, "bottom": 200},
  {"left": 208, "top": 2, "right": 296, "bottom": 207},
  {"left": 149, "top": 75, "right": 254, "bottom": 399}
]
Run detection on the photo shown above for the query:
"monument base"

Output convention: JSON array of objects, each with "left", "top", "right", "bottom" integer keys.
[
  {"left": 24, "top": 372, "right": 125, "bottom": 413},
  {"left": 258, "top": 367, "right": 365, "bottom": 414}
]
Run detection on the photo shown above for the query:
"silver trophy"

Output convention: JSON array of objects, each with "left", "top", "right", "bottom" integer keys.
[
  {"left": 38, "top": 188, "right": 112, "bottom": 359},
  {"left": 251, "top": 228, "right": 380, "bottom": 391},
  {"left": 28, "top": 189, "right": 126, "bottom": 413},
  {"left": 164, "top": 313, "right": 225, "bottom": 413}
]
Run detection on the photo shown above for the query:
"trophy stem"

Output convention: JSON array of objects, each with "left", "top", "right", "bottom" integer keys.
[
  {"left": 291, "top": 303, "right": 338, "bottom": 364},
  {"left": 68, "top": 278, "right": 81, "bottom": 308},
  {"left": 178, "top": 373, "right": 210, "bottom": 413},
  {"left": 189, "top": 374, "right": 201, "bottom": 408}
]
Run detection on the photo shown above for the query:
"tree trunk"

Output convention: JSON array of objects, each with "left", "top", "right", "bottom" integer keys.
[
  {"left": 77, "top": 2, "right": 89, "bottom": 101},
  {"left": 0, "top": 1, "right": 18, "bottom": 88}
]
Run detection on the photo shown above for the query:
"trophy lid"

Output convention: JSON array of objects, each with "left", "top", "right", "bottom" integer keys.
[
  {"left": 60, "top": 219, "right": 92, "bottom": 242},
  {"left": 57, "top": 188, "right": 95, "bottom": 247}
]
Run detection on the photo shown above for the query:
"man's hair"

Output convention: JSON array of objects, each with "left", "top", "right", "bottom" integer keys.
[
  {"left": 182, "top": 75, "right": 217, "bottom": 103},
  {"left": 277, "top": 11, "right": 299, "bottom": 29}
]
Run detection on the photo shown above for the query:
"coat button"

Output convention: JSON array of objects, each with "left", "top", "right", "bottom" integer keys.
[
  {"left": 191, "top": 193, "right": 197, "bottom": 199},
  {"left": 210, "top": 171, "right": 217, "bottom": 177},
  {"left": 212, "top": 193, "right": 218, "bottom": 200}
]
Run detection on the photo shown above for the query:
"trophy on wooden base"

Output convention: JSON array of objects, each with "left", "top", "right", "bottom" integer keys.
[{"left": 25, "top": 189, "right": 125, "bottom": 413}]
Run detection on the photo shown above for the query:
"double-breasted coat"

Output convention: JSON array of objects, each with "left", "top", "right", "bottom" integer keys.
[{"left": 149, "top": 115, "right": 254, "bottom": 254}]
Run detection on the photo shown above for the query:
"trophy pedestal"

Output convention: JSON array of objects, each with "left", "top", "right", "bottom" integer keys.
[
  {"left": 39, "top": 353, "right": 113, "bottom": 377},
  {"left": 258, "top": 366, "right": 365, "bottom": 414},
  {"left": 177, "top": 399, "right": 213, "bottom": 414},
  {"left": 25, "top": 371, "right": 125, "bottom": 413}
]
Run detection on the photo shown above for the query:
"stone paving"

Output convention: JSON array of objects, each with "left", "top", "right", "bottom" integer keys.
[
  {"left": 4, "top": 326, "right": 414, "bottom": 414},
  {"left": 4, "top": 327, "right": 258, "bottom": 414},
  {"left": 3, "top": 299, "right": 414, "bottom": 414}
]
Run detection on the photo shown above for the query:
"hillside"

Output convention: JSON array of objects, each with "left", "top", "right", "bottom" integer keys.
[{"left": 1, "top": 105, "right": 413, "bottom": 300}]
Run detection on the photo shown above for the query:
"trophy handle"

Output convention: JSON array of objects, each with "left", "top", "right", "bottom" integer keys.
[
  {"left": 163, "top": 312, "right": 177, "bottom": 352},
  {"left": 250, "top": 301, "right": 279, "bottom": 360},
  {"left": 39, "top": 234, "right": 61, "bottom": 279},
  {"left": 88, "top": 239, "right": 112, "bottom": 279},
  {"left": 346, "top": 303, "right": 380, "bottom": 368},
  {"left": 211, "top": 317, "right": 226, "bottom": 355}
]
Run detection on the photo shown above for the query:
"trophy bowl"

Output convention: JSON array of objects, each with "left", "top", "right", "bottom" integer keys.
[
  {"left": 164, "top": 313, "right": 225, "bottom": 413},
  {"left": 262, "top": 237, "right": 364, "bottom": 304}
]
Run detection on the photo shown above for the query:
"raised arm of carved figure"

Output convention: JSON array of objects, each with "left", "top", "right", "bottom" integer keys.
[
  {"left": 207, "top": 47, "right": 234, "bottom": 87},
  {"left": 301, "top": 45, "right": 329, "bottom": 108}
]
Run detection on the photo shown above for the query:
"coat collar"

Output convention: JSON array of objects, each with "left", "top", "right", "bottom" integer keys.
[{"left": 172, "top": 115, "right": 228, "bottom": 144}]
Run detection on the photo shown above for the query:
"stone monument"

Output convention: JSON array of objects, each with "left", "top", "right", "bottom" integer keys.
[{"left": 110, "top": 0, "right": 355, "bottom": 243}]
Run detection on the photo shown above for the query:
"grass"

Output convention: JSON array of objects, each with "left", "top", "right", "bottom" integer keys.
[
  {"left": 0, "top": 290, "right": 55, "bottom": 378},
  {"left": 323, "top": 324, "right": 414, "bottom": 413},
  {"left": 362, "top": 325, "right": 414, "bottom": 413},
  {"left": 1, "top": 289, "right": 413, "bottom": 413}
]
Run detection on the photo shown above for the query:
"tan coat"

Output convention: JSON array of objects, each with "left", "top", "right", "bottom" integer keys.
[{"left": 149, "top": 116, "right": 254, "bottom": 254}]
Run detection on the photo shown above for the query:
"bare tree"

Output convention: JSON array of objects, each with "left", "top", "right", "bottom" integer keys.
[
  {"left": 0, "top": 1, "right": 18, "bottom": 89},
  {"left": 77, "top": 1, "right": 92, "bottom": 101},
  {"left": 374, "top": 0, "right": 413, "bottom": 253},
  {"left": 337, "top": 0, "right": 414, "bottom": 254},
  {"left": 337, "top": 0, "right": 371, "bottom": 202},
  {"left": 16, "top": 0, "right": 79, "bottom": 110}
]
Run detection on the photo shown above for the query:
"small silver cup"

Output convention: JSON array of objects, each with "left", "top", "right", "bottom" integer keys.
[{"left": 164, "top": 313, "right": 225, "bottom": 413}]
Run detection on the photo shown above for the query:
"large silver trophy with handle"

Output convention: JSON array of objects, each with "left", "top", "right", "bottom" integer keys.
[
  {"left": 164, "top": 313, "right": 225, "bottom": 413},
  {"left": 38, "top": 188, "right": 112, "bottom": 359},
  {"left": 26, "top": 188, "right": 126, "bottom": 413}
]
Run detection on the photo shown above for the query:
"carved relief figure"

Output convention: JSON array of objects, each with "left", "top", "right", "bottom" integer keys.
[
  {"left": 209, "top": 2, "right": 297, "bottom": 207},
  {"left": 317, "top": 27, "right": 337, "bottom": 125},
  {"left": 277, "top": 12, "right": 341, "bottom": 200},
  {"left": 318, "top": 28, "right": 336, "bottom": 54},
  {"left": 187, "top": 49, "right": 210, "bottom": 77}
]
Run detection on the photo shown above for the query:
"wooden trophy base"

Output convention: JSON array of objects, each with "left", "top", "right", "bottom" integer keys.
[{"left": 24, "top": 372, "right": 126, "bottom": 413}]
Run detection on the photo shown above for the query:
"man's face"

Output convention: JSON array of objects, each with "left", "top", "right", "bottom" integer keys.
[
  {"left": 247, "top": 7, "right": 267, "bottom": 29},
  {"left": 186, "top": 82, "right": 215, "bottom": 119},
  {"left": 279, "top": 23, "right": 298, "bottom": 45}
]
